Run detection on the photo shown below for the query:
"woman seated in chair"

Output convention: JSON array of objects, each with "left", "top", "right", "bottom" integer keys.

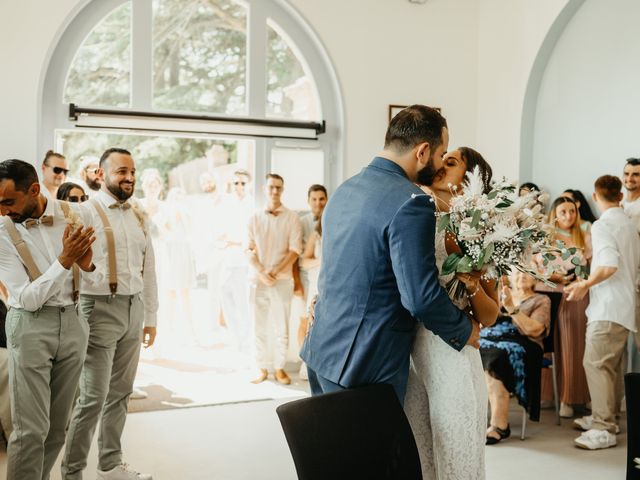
[{"left": 481, "top": 271, "right": 551, "bottom": 445}]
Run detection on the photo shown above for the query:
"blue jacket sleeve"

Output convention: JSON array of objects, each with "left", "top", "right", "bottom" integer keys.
[{"left": 388, "top": 194, "right": 471, "bottom": 351}]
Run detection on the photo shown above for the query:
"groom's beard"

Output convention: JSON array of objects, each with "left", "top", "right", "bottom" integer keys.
[{"left": 416, "top": 153, "right": 440, "bottom": 186}]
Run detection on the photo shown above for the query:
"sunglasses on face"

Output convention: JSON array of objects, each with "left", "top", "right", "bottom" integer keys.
[
  {"left": 49, "top": 166, "right": 70, "bottom": 175},
  {"left": 234, "top": 181, "right": 247, "bottom": 186},
  {"left": 67, "top": 195, "right": 88, "bottom": 203}
]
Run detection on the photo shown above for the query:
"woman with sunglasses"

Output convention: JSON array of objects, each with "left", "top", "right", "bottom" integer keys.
[{"left": 56, "top": 182, "right": 89, "bottom": 203}]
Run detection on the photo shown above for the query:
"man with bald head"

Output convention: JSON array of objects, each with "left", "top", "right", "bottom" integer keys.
[{"left": 62, "top": 148, "right": 159, "bottom": 480}]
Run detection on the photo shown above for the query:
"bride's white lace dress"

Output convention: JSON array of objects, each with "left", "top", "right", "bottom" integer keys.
[{"left": 404, "top": 229, "right": 487, "bottom": 480}]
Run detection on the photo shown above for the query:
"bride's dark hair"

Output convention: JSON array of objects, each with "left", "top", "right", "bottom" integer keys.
[{"left": 459, "top": 147, "right": 492, "bottom": 194}]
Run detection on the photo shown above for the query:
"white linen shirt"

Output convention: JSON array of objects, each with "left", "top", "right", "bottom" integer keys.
[
  {"left": 623, "top": 197, "right": 640, "bottom": 234},
  {"left": 78, "top": 190, "right": 159, "bottom": 327},
  {"left": 247, "top": 204, "right": 302, "bottom": 281},
  {"left": 300, "top": 212, "right": 317, "bottom": 246},
  {"left": 0, "top": 197, "right": 74, "bottom": 311},
  {"left": 586, "top": 207, "right": 640, "bottom": 330}
]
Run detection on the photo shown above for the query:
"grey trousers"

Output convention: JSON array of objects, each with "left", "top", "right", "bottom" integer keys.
[
  {"left": 0, "top": 347, "right": 12, "bottom": 445},
  {"left": 62, "top": 294, "right": 143, "bottom": 479},
  {"left": 5, "top": 305, "right": 88, "bottom": 480}
]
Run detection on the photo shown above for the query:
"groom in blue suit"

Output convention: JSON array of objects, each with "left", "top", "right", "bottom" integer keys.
[{"left": 300, "top": 105, "right": 479, "bottom": 402}]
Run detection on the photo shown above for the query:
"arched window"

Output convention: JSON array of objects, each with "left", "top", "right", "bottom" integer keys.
[{"left": 41, "top": 0, "right": 343, "bottom": 210}]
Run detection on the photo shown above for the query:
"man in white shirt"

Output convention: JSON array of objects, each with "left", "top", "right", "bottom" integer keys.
[
  {"left": 0, "top": 159, "right": 95, "bottom": 480},
  {"left": 566, "top": 175, "right": 640, "bottom": 450},
  {"left": 622, "top": 157, "right": 640, "bottom": 374},
  {"left": 41, "top": 150, "right": 69, "bottom": 198},
  {"left": 77, "top": 155, "right": 103, "bottom": 198},
  {"left": 246, "top": 174, "right": 302, "bottom": 385},
  {"left": 62, "top": 148, "right": 159, "bottom": 480},
  {"left": 218, "top": 170, "right": 253, "bottom": 351},
  {"left": 294, "top": 184, "right": 327, "bottom": 378}
]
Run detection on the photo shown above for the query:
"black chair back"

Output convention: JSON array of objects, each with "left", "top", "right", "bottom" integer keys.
[
  {"left": 540, "top": 291, "right": 562, "bottom": 354},
  {"left": 276, "top": 383, "right": 422, "bottom": 480},
  {"left": 626, "top": 373, "right": 640, "bottom": 480}
]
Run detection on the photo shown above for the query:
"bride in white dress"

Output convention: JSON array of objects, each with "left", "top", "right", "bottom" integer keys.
[{"left": 404, "top": 147, "right": 499, "bottom": 480}]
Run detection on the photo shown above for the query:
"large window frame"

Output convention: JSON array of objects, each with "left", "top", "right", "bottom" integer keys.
[{"left": 40, "top": 0, "right": 344, "bottom": 202}]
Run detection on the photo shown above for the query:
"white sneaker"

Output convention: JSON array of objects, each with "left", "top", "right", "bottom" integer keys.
[
  {"left": 559, "top": 403, "right": 574, "bottom": 418},
  {"left": 573, "top": 415, "right": 620, "bottom": 434},
  {"left": 97, "top": 463, "right": 152, "bottom": 480},
  {"left": 574, "top": 429, "right": 617, "bottom": 450},
  {"left": 130, "top": 388, "right": 148, "bottom": 400}
]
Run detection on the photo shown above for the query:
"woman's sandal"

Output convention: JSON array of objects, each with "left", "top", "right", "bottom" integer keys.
[{"left": 486, "top": 424, "right": 511, "bottom": 445}]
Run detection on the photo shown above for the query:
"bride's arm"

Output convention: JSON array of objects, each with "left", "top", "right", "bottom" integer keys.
[
  {"left": 469, "top": 277, "right": 499, "bottom": 327},
  {"left": 458, "top": 274, "right": 499, "bottom": 327}
]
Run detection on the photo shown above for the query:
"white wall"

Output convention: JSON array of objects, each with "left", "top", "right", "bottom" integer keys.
[
  {"left": 288, "top": 0, "right": 480, "bottom": 178},
  {"left": 475, "top": 0, "right": 572, "bottom": 181},
  {"left": 531, "top": 0, "right": 640, "bottom": 204},
  {"left": 0, "top": 0, "right": 86, "bottom": 166},
  {"left": 0, "top": 0, "right": 577, "bottom": 184}
]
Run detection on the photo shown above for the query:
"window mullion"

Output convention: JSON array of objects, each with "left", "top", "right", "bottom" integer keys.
[
  {"left": 131, "top": 0, "right": 153, "bottom": 110},
  {"left": 247, "top": 0, "right": 267, "bottom": 118}
]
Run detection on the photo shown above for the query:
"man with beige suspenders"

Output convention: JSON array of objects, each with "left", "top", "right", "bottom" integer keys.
[
  {"left": 0, "top": 159, "right": 95, "bottom": 480},
  {"left": 62, "top": 148, "right": 159, "bottom": 480}
]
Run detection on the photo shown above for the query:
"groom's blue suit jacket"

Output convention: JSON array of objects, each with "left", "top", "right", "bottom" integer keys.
[{"left": 301, "top": 157, "right": 471, "bottom": 394}]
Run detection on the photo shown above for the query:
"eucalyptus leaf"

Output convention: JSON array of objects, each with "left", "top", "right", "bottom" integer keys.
[
  {"left": 477, "top": 243, "right": 494, "bottom": 268},
  {"left": 457, "top": 256, "right": 473, "bottom": 273},
  {"left": 442, "top": 252, "right": 462, "bottom": 276},
  {"left": 471, "top": 210, "right": 482, "bottom": 228},
  {"left": 437, "top": 213, "right": 451, "bottom": 233},
  {"left": 561, "top": 250, "right": 570, "bottom": 261},
  {"left": 571, "top": 256, "right": 582, "bottom": 266}
]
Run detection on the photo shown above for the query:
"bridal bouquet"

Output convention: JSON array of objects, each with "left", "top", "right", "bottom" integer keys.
[{"left": 436, "top": 167, "right": 583, "bottom": 299}]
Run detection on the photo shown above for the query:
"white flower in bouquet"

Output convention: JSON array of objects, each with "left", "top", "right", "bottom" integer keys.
[{"left": 436, "top": 167, "right": 583, "bottom": 300}]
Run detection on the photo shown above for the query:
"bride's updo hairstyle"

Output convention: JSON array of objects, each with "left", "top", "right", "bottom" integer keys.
[
  {"left": 384, "top": 105, "right": 447, "bottom": 154},
  {"left": 458, "top": 147, "right": 493, "bottom": 194}
]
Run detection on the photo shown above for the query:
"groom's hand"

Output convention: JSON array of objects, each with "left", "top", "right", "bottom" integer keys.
[{"left": 465, "top": 319, "right": 480, "bottom": 349}]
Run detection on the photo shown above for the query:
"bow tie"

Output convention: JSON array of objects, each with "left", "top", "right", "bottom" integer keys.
[
  {"left": 109, "top": 202, "right": 131, "bottom": 210},
  {"left": 24, "top": 216, "right": 54, "bottom": 229},
  {"left": 266, "top": 210, "right": 280, "bottom": 217}
]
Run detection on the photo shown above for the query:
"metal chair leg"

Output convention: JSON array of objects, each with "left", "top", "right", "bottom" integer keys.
[
  {"left": 551, "top": 352, "right": 561, "bottom": 426},
  {"left": 521, "top": 407, "right": 527, "bottom": 440}
]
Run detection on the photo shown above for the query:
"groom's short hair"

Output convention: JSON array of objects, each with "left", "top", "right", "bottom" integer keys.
[
  {"left": 384, "top": 105, "right": 447, "bottom": 154},
  {"left": 594, "top": 175, "right": 622, "bottom": 203}
]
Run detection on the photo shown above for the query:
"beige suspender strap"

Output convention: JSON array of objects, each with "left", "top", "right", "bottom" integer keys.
[
  {"left": 90, "top": 199, "right": 118, "bottom": 295},
  {"left": 1, "top": 215, "right": 43, "bottom": 281},
  {"left": 58, "top": 201, "right": 81, "bottom": 302},
  {"left": 130, "top": 203, "right": 148, "bottom": 275}
]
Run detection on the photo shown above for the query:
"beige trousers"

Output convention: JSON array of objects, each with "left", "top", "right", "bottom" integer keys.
[
  {"left": 250, "top": 279, "right": 293, "bottom": 370},
  {"left": 583, "top": 320, "right": 629, "bottom": 433}
]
